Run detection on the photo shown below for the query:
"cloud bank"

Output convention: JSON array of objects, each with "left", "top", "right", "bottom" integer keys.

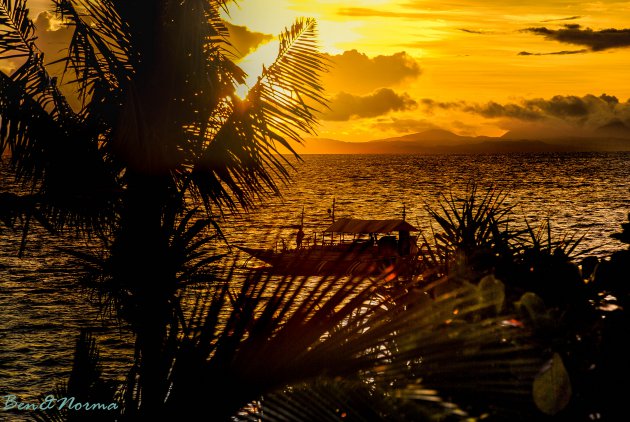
[
  {"left": 524, "top": 24, "right": 630, "bottom": 51},
  {"left": 225, "top": 22, "right": 273, "bottom": 58},
  {"left": 421, "top": 94, "right": 630, "bottom": 135},
  {"left": 322, "top": 50, "right": 421, "bottom": 94},
  {"left": 321, "top": 89, "right": 417, "bottom": 121}
]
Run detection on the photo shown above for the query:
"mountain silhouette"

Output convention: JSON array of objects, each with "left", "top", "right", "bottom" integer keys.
[
  {"left": 595, "top": 120, "right": 630, "bottom": 138},
  {"left": 299, "top": 128, "right": 630, "bottom": 154},
  {"left": 386, "top": 129, "right": 465, "bottom": 143}
]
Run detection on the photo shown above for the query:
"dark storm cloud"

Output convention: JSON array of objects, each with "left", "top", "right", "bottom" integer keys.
[
  {"left": 321, "top": 89, "right": 417, "bottom": 121},
  {"left": 518, "top": 49, "right": 587, "bottom": 55},
  {"left": 524, "top": 25, "right": 630, "bottom": 51},
  {"left": 420, "top": 98, "right": 463, "bottom": 111},
  {"left": 523, "top": 96, "right": 591, "bottom": 118},
  {"left": 322, "top": 50, "right": 421, "bottom": 94},
  {"left": 465, "top": 95, "right": 602, "bottom": 120},
  {"left": 419, "top": 94, "right": 630, "bottom": 137}
]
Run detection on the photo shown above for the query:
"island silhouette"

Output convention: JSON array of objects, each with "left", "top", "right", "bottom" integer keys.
[{"left": 299, "top": 127, "right": 630, "bottom": 154}]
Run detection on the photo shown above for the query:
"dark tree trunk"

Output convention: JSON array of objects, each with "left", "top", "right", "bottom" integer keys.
[{"left": 114, "top": 169, "right": 173, "bottom": 417}]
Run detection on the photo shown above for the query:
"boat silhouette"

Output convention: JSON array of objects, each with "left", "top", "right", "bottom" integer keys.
[{"left": 237, "top": 217, "right": 421, "bottom": 276}]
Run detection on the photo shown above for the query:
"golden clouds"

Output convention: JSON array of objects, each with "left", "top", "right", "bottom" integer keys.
[
  {"left": 230, "top": 1, "right": 630, "bottom": 141},
  {"left": 33, "top": 10, "right": 64, "bottom": 31},
  {"left": 225, "top": 22, "right": 273, "bottom": 58},
  {"left": 321, "top": 89, "right": 417, "bottom": 121},
  {"left": 419, "top": 94, "right": 630, "bottom": 138},
  {"left": 322, "top": 50, "right": 421, "bottom": 94},
  {"left": 304, "top": 49, "right": 423, "bottom": 125}
]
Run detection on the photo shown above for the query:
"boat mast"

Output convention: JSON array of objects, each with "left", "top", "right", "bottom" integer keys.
[
  {"left": 326, "top": 197, "right": 336, "bottom": 245},
  {"left": 332, "top": 198, "right": 335, "bottom": 244},
  {"left": 331, "top": 197, "right": 335, "bottom": 223}
]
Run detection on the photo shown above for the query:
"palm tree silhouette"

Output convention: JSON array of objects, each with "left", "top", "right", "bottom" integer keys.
[
  {"left": 2, "top": 2, "right": 550, "bottom": 421},
  {"left": 1, "top": 0, "right": 326, "bottom": 417}
]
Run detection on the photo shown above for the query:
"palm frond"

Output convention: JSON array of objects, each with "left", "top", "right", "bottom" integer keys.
[
  {"left": 0, "top": 62, "right": 63, "bottom": 180},
  {"left": 52, "top": 0, "right": 132, "bottom": 104},
  {"left": 154, "top": 264, "right": 542, "bottom": 420},
  {"left": 253, "top": 17, "right": 328, "bottom": 146},
  {"left": 239, "top": 378, "right": 445, "bottom": 422},
  {"left": 1, "top": 50, "right": 122, "bottom": 233},
  {"left": 34, "top": 330, "right": 120, "bottom": 422},
  {"left": 191, "top": 18, "right": 327, "bottom": 213},
  {"left": 0, "top": 15, "right": 119, "bottom": 231},
  {"left": 0, "top": 0, "right": 36, "bottom": 58},
  {"left": 0, "top": 3, "right": 76, "bottom": 160}
]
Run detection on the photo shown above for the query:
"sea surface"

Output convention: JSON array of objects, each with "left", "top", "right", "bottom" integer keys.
[
  {"left": 225, "top": 153, "right": 630, "bottom": 258},
  {"left": 2, "top": 152, "right": 630, "bottom": 411}
]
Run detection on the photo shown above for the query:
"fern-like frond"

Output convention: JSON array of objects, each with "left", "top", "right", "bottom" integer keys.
[
  {"left": 253, "top": 17, "right": 328, "bottom": 145},
  {"left": 33, "top": 330, "right": 120, "bottom": 422},
  {"left": 0, "top": 0, "right": 36, "bottom": 58},
  {"left": 190, "top": 18, "right": 327, "bottom": 213},
  {"left": 53, "top": 0, "right": 132, "bottom": 103},
  {"left": 239, "top": 378, "right": 446, "bottom": 422},
  {"left": 156, "top": 265, "right": 541, "bottom": 420}
]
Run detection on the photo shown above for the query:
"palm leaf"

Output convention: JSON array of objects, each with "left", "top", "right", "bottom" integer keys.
[
  {"left": 0, "top": 0, "right": 36, "bottom": 58},
  {"left": 190, "top": 18, "right": 327, "bottom": 213},
  {"left": 34, "top": 330, "right": 120, "bottom": 422},
  {"left": 239, "top": 378, "right": 445, "bottom": 421},
  {"left": 152, "top": 264, "right": 542, "bottom": 420},
  {"left": 52, "top": 0, "right": 131, "bottom": 103},
  {"left": 253, "top": 17, "right": 328, "bottom": 146}
]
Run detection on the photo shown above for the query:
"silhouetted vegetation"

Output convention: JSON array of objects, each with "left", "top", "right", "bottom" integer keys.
[
  {"left": 2, "top": 1, "right": 629, "bottom": 421},
  {"left": 417, "top": 183, "right": 630, "bottom": 421},
  {"left": 21, "top": 182, "right": 630, "bottom": 421},
  {"left": 1, "top": 0, "right": 328, "bottom": 419}
]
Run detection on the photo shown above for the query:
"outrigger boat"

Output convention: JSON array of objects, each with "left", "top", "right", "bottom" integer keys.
[{"left": 237, "top": 214, "right": 421, "bottom": 276}]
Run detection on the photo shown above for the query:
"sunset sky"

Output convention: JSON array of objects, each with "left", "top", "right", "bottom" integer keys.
[
  {"left": 22, "top": 0, "right": 630, "bottom": 143},
  {"left": 224, "top": 0, "right": 630, "bottom": 142}
]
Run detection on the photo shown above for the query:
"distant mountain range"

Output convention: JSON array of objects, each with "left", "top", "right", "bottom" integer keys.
[{"left": 299, "top": 127, "right": 630, "bottom": 154}]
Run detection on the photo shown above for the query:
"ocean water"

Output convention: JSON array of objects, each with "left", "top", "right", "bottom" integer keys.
[
  {"left": 2, "top": 152, "right": 630, "bottom": 406},
  {"left": 225, "top": 153, "right": 630, "bottom": 258}
]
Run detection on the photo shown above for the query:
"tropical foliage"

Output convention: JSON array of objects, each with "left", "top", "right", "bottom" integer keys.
[
  {"left": 1, "top": 0, "right": 328, "bottom": 418},
  {"left": 32, "top": 263, "right": 544, "bottom": 421},
  {"left": 419, "top": 184, "right": 630, "bottom": 420},
  {"left": 2, "top": 1, "right": 628, "bottom": 421}
]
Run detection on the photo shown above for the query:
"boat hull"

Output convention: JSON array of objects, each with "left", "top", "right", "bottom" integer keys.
[{"left": 237, "top": 245, "right": 413, "bottom": 276}]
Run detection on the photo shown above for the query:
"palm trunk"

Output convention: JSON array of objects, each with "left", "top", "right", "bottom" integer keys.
[
  {"left": 115, "top": 170, "right": 172, "bottom": 416},
  {"left": 115, "top": 7, "right": 178, "bottom": 411}
]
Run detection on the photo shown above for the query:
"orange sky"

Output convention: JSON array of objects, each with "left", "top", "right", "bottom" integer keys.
[
  {"left": 223, "top": 0, "right": 630, "bottom": 142},
  {"left": 15, "top": 1, "right": 630, "bottom": 144}
]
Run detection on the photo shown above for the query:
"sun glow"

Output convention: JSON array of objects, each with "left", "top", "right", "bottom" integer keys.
[
  {"left": 231, "top": 39, "right": 280, "bottom": 100},
  {"left": 222, "top": 0, "right": 630, "bottom": 144}
]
